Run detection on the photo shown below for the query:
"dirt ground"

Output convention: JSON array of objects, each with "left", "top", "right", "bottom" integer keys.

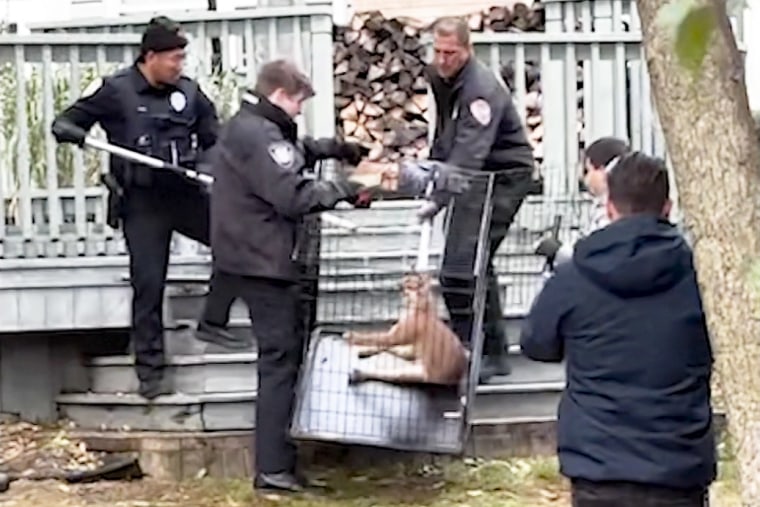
[
  {"left": 0, "top": 457, "right": 741, "bottom": 507},
  {"left": 0, "top": 421, "right": 741, "bottom": 506}
]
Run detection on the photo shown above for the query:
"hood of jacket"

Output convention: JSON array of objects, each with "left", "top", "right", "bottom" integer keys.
[{"left": 573, "top": 215, "right": 693, "bottom": 298}]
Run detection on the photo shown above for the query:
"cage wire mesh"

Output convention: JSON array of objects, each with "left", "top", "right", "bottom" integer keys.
[
  {"left": 289, "top": 168, "right": 581, "bottom": 454},
  {"left": 493, "top": 165, "right": 596, "bottom": 316}
]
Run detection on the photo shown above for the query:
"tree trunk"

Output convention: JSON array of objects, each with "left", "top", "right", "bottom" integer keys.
[{"left": 635, "top": 0, "right": 760, "bottom": 503}]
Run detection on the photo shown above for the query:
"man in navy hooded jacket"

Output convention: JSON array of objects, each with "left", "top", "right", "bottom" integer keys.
[{"left": 520, "top": 152, "right": 716, "bottom": 506}]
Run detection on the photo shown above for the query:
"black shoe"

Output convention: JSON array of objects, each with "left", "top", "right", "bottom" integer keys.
[
  {"left": 479, "top": 354, "right": 512, "bottom": 384},
  {"left": 195, "top": 321, "right": 250, "bottom": 350},
  {"left": 254, "top": 472, "right": 306, "bottom": 493},
  {"left": 138, "top": 377, "right": 173, "bottom": 400}
]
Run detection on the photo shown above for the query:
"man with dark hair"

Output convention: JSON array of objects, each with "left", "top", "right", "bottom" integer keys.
[
  {"left": 51, "top": 16, "right": 233, "bottom": 400},
  {"left": 520, "top": 151, "right": 716, "bottom": 507},
  {"left": 584, "top": 136, "right": 630, "bottom": 172},
  {"left": 535, "top": 136, "right": 631, "bottom": 268},
  {"left": 200, "top": 58, "right": 378, "bottom": 493}
]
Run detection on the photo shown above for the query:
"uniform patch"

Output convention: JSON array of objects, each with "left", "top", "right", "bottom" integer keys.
[
  {"left": 469, "top": 99, "right": 492, "bottom": 126},
  {"left": 268, "top": 141, "right": 295, "bottom": 169},
  {"left": 81, "top": 77, "right": 103, "bottom": 99},
  {"left": 170, "top": 91, "right": 187, "bottom": 112}
]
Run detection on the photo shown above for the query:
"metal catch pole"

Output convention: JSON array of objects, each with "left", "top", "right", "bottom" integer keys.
[
  {"left": 82, "top": 136, "right": 358, "bottom": 231},
  {"left": 415, "top": 180, "right": 435, "bottom": 272}
]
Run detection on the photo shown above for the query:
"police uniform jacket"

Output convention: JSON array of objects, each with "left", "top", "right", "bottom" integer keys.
[
  {"left": 426, "top": 57, "right": 535, "bottom": 221},
  {"left": 210, "top": 94, "right": 362, "bottom": 282},
  {"left": 51, "top": 64, "right": 219, "bottom": 187}
]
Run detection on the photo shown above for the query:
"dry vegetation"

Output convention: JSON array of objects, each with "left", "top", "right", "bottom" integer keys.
[{"left": 0, "top": 454, "right": 741, "bottom": 507}]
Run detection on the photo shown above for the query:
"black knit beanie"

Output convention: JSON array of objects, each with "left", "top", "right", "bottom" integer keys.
[{"left": 140, "top": 16, "right": 188, "bottom": 54}]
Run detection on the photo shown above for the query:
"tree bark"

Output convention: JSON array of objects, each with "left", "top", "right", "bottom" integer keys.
[{"left": 635, "top": 0, "right": 760, "bottom": 504}]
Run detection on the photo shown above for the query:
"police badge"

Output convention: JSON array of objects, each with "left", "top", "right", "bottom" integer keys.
[{"left": 169, "top": 90, "right": 187, "bottom": 112}]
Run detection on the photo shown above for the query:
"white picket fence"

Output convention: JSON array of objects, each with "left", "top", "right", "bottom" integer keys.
[
  {"left": 1, "top": 0, "right": 744, "bottom": 262},
  {"left": 0, "top": 2, "right": 335, "bottom": 259}
]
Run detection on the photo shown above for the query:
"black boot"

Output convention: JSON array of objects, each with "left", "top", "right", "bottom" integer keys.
[
  {"left": 479, "top": 354, "right": 512, "bottom": 384},
  {"left": 254, "top": 472, "right": 307, "bottom": 493},
  {"left": 479, "top": 320, "right": 512, "bottom": 384},
  {"left": 195, "top": 321, "right": 251, "bottom": 350},
  {"left": 138, "top": 375, "right": 173, "bottom": 400}
]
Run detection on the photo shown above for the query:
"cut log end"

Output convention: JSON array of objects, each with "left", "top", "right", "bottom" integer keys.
[{"left": 335, "top": 5, "right": 547, "bottom": 162}]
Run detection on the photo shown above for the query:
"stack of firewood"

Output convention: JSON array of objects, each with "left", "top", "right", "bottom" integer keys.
[
  {"left": 334, "top": 4, "right": 547, "bottom": 163},
  {"left": 500, "top": 60, "right": 543, "bottom": 161},
  {"left": 334, "top": 12, "right": 430, "bottom": 162},
  {"left": 466, "top": 3, "right": 545, "bottom": 32}
]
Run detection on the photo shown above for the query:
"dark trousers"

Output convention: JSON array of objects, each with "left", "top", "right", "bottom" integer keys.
[
  {"left": 121, "top": 182, "right": 229, "bottom": 383},
  {"left": 204, "top": 270, "right": 304, "bottom": 475},
  {"left": 200, "top": 219, "right": 319, "bottom": 338},
  {"left": 572, "top": 479, "right": 709, "bottom": 507},
  {"left": 440, "top": 183, "right": 525, "bottom": 356},
  {"left": 200, "top": 269, "right": 237, "bottom": 328}
]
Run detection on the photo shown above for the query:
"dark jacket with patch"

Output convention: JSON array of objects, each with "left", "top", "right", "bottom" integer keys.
[
  {"left": 209, "top": 95, "right": 361, "bottom": 281},
  {"left": 52, "top": 64, "right": 218, "bottom": 187},
  {"left": 425, "top": 57, "right": 536, "bottom": 223},
  {"left": 520, "top": 215, "right": 716, "bottom": 490}
]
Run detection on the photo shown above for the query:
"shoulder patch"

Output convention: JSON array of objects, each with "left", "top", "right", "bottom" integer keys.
[
  {"left": 268, "top": 141, "right": 295, "bottom": 169},
  {"left": 81, "top": 77, "right": 103, "bottom": 99},
  {"left": 469, "top": 98, "right": 492, "bottom": 126}
]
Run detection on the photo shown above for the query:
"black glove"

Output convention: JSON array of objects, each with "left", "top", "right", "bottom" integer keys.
[
  {"left": 344, "top": 189, "right": 373, "bottom": 208},
  {"left": 336, "top": 142, "right": 369, "bottom": 166},
  {"left": 432, "top": 167, "right": 471, "bottom": 195},
  {"left": 535, "top": 236, "right": 562, "bottom": 261},
  {"left": 353, "top": 190, "right": 373, "bottom": 208},
  {"left": 52, "top": 119, "right": 87, "bottom": 147}
]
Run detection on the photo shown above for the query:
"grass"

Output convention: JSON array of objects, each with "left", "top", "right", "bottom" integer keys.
[
  {"left": 0, "top": 455, "right": 742, "bottom": 507},
  {"left": 3, "top": 457, "right": 568, "bottom": 507}
]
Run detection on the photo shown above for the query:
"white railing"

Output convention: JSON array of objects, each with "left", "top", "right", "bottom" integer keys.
[
  {"left": 5, "top": 0, "right": 738, "bottom": 260},
  {"left": 0, "top": 3, "right": 335, "bottom": 260}
]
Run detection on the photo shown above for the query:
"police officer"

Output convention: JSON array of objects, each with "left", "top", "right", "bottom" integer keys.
[
  {"left": 51, "top": 16, "right": 234, "bottom": 399},
  {"left": 205, "top": 59, "right": 375, "bottom": 492},
  {"left": 401, "top": 16, "right": 536, "bottom": 383}
]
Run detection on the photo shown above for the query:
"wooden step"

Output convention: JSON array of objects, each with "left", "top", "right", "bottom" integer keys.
[
  {"left": 86, "top": 353, "right": 258, "bottom": 395},
  {"left": 57, "top": 354, "right": 564, "bottom": 432}
]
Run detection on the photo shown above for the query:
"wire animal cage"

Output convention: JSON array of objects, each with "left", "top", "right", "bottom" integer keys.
[{"left": 291, "top": 170, "right": 508, "bottom": 455}]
